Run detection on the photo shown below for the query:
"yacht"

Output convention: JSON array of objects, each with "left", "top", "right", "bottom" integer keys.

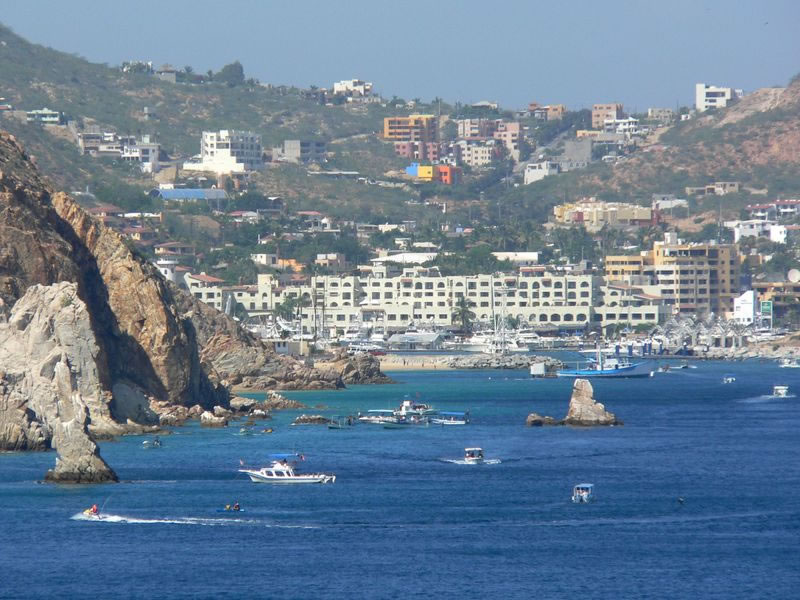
[
  {"left": 779, "top": 358, "right": 800, "bottom": 368},
  {"left": 239, "top": 454, "right": 335, "bottom": 484}
]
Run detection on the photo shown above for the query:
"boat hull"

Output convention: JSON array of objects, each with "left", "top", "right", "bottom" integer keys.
[
  {"left": 557, "top": 362, "right": 650, "bottom": 378},
  {"left": 239, "top": 469, "right": 335, "bottom": 484}
]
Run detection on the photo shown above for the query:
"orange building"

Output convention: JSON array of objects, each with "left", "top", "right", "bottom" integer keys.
[{"left": 435, "top": 165, "right": 461, "bottom": 185}]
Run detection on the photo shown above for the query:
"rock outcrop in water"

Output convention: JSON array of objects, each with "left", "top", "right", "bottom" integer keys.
[
  {"left": 0, "top": 282, "right": 117, "bottom": 482},
  {"left": 525, "top": 378, "right": 621, "bottom": 427},
  {"left": 563, "top": 379, "right": 621, "bottom": 426},
  {"left": 314, "top": 350, "right": 395, "bottom": 385}
]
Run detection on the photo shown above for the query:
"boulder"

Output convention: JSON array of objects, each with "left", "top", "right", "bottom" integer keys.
[
  {"left": 213, "top": 405, "right": 233, "bottom": 418},
  {"left": 525, "top": 412, "right": 559, "bottom": 426},
  {"left": 187, "top": 404, "right": 204, "bottom": 417},
  {"left": 261, "top": 391, "right": 306, "bottom": 411},
  {"left": 292, "top": 414, "right": 330, "bottom": 426},
  {"left": 563, "top": 379, "right": 621, "bottom": 426},
  {"left": 200, "top": 411, "right": 228, "bottom": 427},
  {"left": 229, "top": 396, "right": 258, "bottom": 412},
  {"left": 314, "top": 350, "right": 395, "bottom": 385}
]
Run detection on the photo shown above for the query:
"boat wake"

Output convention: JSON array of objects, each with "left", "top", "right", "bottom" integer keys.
[
  {"left": 440, "top": 458, "right": 502, "bottom": 465},
  {"left": 70, "top": 512, "right": 319, "bottom": 528},
  {"left": 737, "top": 394, "right": 797, "bottom": 403}
]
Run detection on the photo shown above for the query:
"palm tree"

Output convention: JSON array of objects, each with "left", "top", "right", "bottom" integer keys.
[
  {"left": 452, "top": 296, "right": 476, "bottom": 332},
  {"left": 274, "top": 297, "right": 298, "bottom": 321}
]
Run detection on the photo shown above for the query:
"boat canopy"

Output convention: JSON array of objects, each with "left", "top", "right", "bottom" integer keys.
[
  {"left": 439, "top": 411, "right": 467, "bottom": 416},
  {"left": 465, "top": 447, "right": 482, "bottom": 452},
  {"left": 574, "top": 483, "right": 594, "bottom": 489}
]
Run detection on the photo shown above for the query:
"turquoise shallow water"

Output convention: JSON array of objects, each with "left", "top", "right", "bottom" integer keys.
[{"left": 2, "top": 359, "right": 800, "bottom": 599}]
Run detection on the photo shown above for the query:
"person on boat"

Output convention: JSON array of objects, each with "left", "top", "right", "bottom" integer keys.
[
  {"left": 233, "top": 502, "right": 240, "bottom": 512},
  {"left": 90, "top": 504, "right": 98, "bottom": 515},
  {"left": 225, "top": 504, "right": 231, "bottom": 511}
]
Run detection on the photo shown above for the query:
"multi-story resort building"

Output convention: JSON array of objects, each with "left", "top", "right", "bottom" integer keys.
[{"left": 605, "top": 233, "right": 741, "bottom": 316}]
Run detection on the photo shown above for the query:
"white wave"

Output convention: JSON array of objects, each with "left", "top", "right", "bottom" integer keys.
[
  {"left": 440, "top": 458, "right": 502, "bottom": 465},
  {"left": 70, "top": 512, "right": 319, "bottom": 528}
]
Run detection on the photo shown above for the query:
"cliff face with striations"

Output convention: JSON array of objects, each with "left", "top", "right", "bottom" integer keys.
[
  {"left": 0, "top": 282, "right": 117, "bottom": 482},
  {"left": 0, "top": 131, "right": 392, "bottom": 482},
  {"left": 172, "top": 290, "right": 344, "bottom": 390},
  {"left": 0, "top": 132, "right": 225, "bottom": 481}
]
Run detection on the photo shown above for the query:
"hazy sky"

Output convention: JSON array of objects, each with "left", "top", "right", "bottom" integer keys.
[{"left": 3, "top": 1, "right": 799, "bottom": 110}]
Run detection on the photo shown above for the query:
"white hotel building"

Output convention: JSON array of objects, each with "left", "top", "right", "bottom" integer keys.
[
  {"left": 183, "top": 130, "right": 263, "bottom": 175},
  {"left": 180, "top": 265, "right": 667, "bottom": 336}
]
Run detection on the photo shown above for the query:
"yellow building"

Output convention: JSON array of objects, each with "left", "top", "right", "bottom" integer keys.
[
  {"left": 383, "top": 114, "right": 438, "bottom": 141},
  {"left": 605, "top": 233, "right": 741, "bottom": 316},
  {"left": 416, "top": 165, "right": 435, "bottom": 181},
  {"left": 553, "top": 200, "right": 652, "bottom": 230}
]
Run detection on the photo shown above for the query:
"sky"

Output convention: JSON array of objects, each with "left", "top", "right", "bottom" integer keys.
[{"left": 3, "top": 0, "right": 799, "bottom": 111}]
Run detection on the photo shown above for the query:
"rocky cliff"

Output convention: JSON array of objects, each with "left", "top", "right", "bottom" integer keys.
[
  {"left": 0, "top": 283, "right": 117, "bottom": 482},
  {"left": 0, "top": 131, "right": 381, "bottom": 482},
  {"left": 172, "top": 290, "right": 345, "bottom": 390}
]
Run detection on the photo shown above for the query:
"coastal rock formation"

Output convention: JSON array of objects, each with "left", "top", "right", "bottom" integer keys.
[
  {"left": 0, "top": 282, "right": 117, "bottom": 482},
  {"left": 314, "top": 350, "right": 395, "bottom": 385},
  {"left": 200, "top": 411, "right": 228, "bottom": 427},
  {"left": 1, "top": 131, "right": 376, "bottom": 481},
  {"left": 292, "top": 414, "right": 330, "bottom": 426},
  {"left": 172, "top": 290, "right": 346, "bottom": 390},
  {"left": 525, "top": 379, "right": 621, "bottom": 427},
  {"left": 525, "top": 413, "right": 559, "bottom": 427},
  {"left": 563, "top": 379, "right": 621, "bottom": 426}
]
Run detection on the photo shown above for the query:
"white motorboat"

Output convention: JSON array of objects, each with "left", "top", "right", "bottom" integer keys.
[
  {"left": 722, "top": 375, "right": 736, "bottom": 384},
  {"left": 464, "top": 447, "right": 484, "bottom": 464},
  {"left": 773, "top": 385, "right": 790, "bottom": 397},
  {"left": 358, "top": 409, "right": 397, "bottom": 424},
  {"left": 572, "top": 483, "right": 595, "bottom": 503},
  {"left": 779, "top": 358, "right": 800, "bottom": 368},
  {"left": 239, "top": 454, "right": 335, "bottom": 484},
  {"left": 395, "top": 398, "right": 436, "bottom": 417},
  {"left": 430, "top": 411, "right": 470, "bottom": 425}
]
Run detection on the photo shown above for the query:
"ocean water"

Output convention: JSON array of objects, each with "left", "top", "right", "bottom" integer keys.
[{"left": 2, "top": 359, "right": 800, "bottom": 599}]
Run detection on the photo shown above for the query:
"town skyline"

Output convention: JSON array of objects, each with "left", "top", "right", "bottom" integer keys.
[{"left": 3, "top": 0, "right": 799, "bottom": 110}]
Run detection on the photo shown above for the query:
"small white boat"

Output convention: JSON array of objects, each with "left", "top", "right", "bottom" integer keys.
[
  {"left": 430, "top": 411, "right": 470, "bottom": 426},
  {"left": 722, "top": 375, "right": 736, "bottom": 384},
  {"left": 779, "top": 358, "right": 800, "bottom": 368},
  {"left": 142, "top": 438, "right": 162, "bottom": 449},
  {"left": 773, "top": 385, "right": 789, "bottom": 398},
  {"left": 464, "top": 447, "right": 484, "bottom": 464},
  {"left": 572, "top": 483, "right": 595, "bottom": 503},
  {"left": 239, "top": 454, "right": 335, "bottom": 484}
]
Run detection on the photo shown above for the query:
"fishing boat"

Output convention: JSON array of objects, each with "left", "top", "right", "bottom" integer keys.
[
  {"left": 430, "top": 411, "right": 470, "bottom": 426},
  {"left": 572, "top": 483, "right": 595, "bottom": 503},
  {"left": 239, "top": 454, "right": 336, "bottom": 484},
  {"left": 773, "top": 385, "right": 789, "bottom": 397},
  {"left": 142, "top": 437, "right": 162, "bottom": 449},
  {"left": 779, "top": 358, "right": 800, "bottom": 368},
  {"left": 557, "top": 350, "right": 649, "bottom": 378},
  {"left": 464, "top": 447, "right": 484, "bottom": 464},
  {"left": 327, "top": 415, "right": 355, "bottom": 429}
]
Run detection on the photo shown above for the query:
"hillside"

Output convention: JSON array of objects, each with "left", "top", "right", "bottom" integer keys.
[
  {"left": 0, "top": 23, "right": 414, "bottom": 191},
  {"left": 567, "top": 77, "right": 800, "bottom": 204}
]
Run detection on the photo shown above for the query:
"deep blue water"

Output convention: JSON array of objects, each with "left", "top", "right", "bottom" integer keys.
[{"left": 2, "top": 359, "right": 800, "bottom": 599}]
